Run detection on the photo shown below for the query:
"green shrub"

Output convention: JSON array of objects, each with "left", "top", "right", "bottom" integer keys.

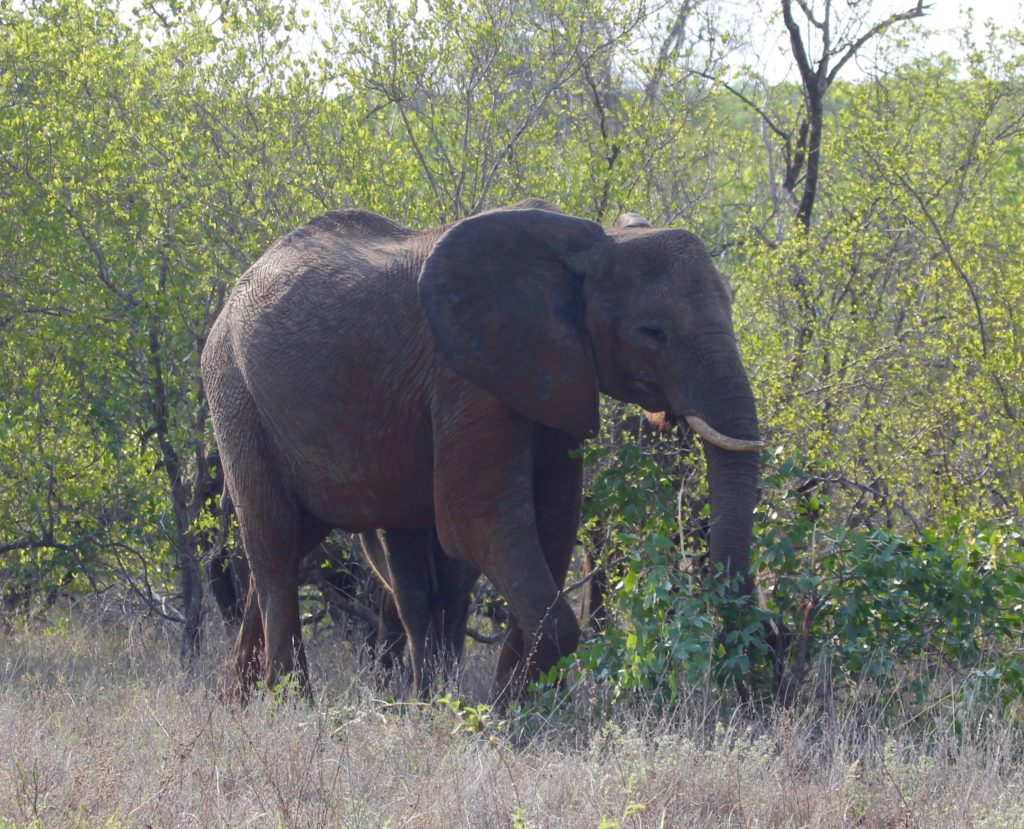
[{"left": 572, "top": 446, "right": 1024, "bottom": 721}]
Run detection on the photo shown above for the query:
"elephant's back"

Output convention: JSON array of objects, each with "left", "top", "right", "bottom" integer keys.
[
  {"left": 226, "top": 209, "right": 436, "bottom": 363},
  {"left": 231, "top": 209, "right": 419, "bottom": 304}
]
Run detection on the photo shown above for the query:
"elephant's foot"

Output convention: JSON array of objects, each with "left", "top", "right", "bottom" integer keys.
[
  {"left": 225, "top": 650, "right": 262, "bottom": 705},
  {"left": 492, "top": 598, "right": 579, "bottom": 705}
]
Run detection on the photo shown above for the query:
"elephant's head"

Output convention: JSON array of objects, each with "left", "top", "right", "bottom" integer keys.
[{"left": 419, "top": 208, "right": 762, "bottom": 594}]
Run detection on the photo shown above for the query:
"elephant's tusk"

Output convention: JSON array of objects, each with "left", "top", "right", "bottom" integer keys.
[{"left": 684, "top": 415, "right": 765, "bottom": 452}]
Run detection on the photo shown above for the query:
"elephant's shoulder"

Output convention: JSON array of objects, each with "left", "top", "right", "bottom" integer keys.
[{"left": 304, "top": 209, "right": 415, "bottom": 242}]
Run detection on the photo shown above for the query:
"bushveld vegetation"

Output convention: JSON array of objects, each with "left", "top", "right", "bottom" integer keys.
[{"left": 1, "top": 0, "right": 1022, "bottom": 824}]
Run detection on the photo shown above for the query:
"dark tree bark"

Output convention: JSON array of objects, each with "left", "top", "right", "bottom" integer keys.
[
  {"left": 779, "top": 0, "right": 928, "bottom": 230},
  {"left": 145, "top": 254, "right": 207, "bottom": 668},
  {"left": 146, "top": 335, "right": 205, "bottom": 667}
]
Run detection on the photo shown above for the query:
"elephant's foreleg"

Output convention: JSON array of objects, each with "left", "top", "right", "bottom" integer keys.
[
  {"left": 495, "top": 427, "right": 583, "bottom": 694},
  {"left": 433, "top": 402, "right": 580, "bottom": 702},
  {"left": 512, "top": 429, "right": 585, "bottom": 695},
  {"left": 532, "top": 428, "right": 584, "bottom": 588}
]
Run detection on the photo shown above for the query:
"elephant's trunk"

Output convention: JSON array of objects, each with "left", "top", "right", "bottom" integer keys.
[
  {"left": 674, "top": 338, "right": 761, "bottom": 597},
  {"left": 704, "top": 438, "right": 760, "bottom": 596}
]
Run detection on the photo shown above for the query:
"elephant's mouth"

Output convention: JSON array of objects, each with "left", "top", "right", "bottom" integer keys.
[
  {"left": 683, "top": 414, "right": 764, "bottom": 452},
  {"left": 618, "top": 373, "right": 666, "bottom": 412}
]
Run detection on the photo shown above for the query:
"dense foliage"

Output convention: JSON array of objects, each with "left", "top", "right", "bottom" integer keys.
[{"left": 1, "top": 0, "right": 1021, "bottom": 713}]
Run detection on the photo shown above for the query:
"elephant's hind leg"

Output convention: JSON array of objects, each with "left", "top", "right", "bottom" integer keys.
[
  {"left": 219, "top": 429, "right": 327, "bottom": 699},
  {"left": 205, "top": 336, "right": 329, "bottom": 699},
  {"left": 239, "top": 500, "right": 328, "bottom": 699},
  {"left": 229, "top": 575, "right": 264, "bottom": 703},
  {"left": 435, "top": 545, "right": 478, "bottom": 682},
  {"left": 380, "top": 527, "right": 436, "bottom": 697},
  {"left": 360, "top": 530, "right": 412, "bottom": 688},
  {"left": 374, "top": 590, "right": 408, "bottom": 683}
]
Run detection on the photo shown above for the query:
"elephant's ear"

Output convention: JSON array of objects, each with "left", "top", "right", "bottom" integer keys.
[{"left": 419, "top": 208, "right": 607, "bottom": 439}]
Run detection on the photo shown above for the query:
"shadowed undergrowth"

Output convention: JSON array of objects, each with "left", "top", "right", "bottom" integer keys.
[{"left": 1, "top": 608, "right": 1022, "bottom": 828}]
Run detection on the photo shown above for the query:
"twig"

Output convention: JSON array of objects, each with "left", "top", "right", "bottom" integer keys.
[
  {"left": 317, "top": 583, "right": 379, "bottom": 628},
  {"left": 561, "top": 553, "right": 631, "bottom": 597}
]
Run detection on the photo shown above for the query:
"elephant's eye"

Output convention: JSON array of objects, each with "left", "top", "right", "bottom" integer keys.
[{"left": 637, "top": 323, "right": 668, "bottom": 347}]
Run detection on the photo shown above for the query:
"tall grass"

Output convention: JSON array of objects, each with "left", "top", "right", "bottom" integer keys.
[{"left": 1, "top": 605, "right": 1021, "bottom": 828}]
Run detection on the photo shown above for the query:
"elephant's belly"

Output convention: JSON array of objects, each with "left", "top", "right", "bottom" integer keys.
[{"left": 282, "top": 410, "right": 437, "bottom": 532}]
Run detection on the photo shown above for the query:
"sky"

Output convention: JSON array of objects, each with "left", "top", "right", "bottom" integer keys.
[
  {"left": 119, "top": 0, "right": 1024, "bottom": 86},
  {"left": 924, "top": 0, "right": 1023, "bottom": 45},
  {"left": 924, "top": 0, "right": 1023, "bottom": 69},
  {"left": 723, "top": 0, "right": 1023, "bottom": 81}
]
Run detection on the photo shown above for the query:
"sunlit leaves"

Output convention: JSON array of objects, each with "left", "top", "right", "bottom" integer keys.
[
  {"left": 0, "top": 0, "right": 1020, "bottom": 705},
  {"left": 737, "top": 50, "right": 1024, "bottom": 531}
]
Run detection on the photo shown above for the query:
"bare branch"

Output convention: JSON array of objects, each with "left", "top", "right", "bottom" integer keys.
[
  {"left": 108, "top": 541, "right": 187, "bottom": 625},
  {"left": 66, "top": 206, "right": 140, "bottom": 309},
  {"left": 397, "top": 108, "right": 443, "bottom": 204},
  {"left": 822, "top": 475, "right": 924, "bottom": 534},
  {"left": 892, "top": 168, "right": 1016, "bottom": 421},
  {"left": 794, "top": 0, "right": 825, "bottom": 31},
  {"left": 895, "top": 170, "right": 990, "bottom": 356},
  {"left": 828, "top": 1, "right": 930, "bottom": 85},
  {"left": 691, "top": 70, "right": 791, "bottom": 144},
  {"left": 466, "top": 626, "right": 506, "bottom": 645},
  {"left": 0, "top": 538, "right": 76, "bottom": 555},
  {"left": 317, "top": 584, "right": 379, "bottom": 628},
  {"left": 562, "top": 553, "right": 631, "bottom": 597},
  {"left": 644, "top": 0, "right": 696, "bottom": 104}
]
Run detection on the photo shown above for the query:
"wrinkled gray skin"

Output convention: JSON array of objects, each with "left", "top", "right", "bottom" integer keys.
[
  {"left": 359, "top": 527, "right": 479, "bottom": 691},
  {"left": 202, "top": 200, "right": 761, "bottom": 701}
]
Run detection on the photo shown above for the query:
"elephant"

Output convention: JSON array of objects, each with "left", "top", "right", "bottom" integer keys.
[
  {"left": 201, "top": 200, "right": 763, "bottom": 701},
  {"left": 359, "top": 527, "right": 479, "bottom": 692}
]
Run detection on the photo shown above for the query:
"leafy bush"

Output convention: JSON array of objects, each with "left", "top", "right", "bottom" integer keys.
[
  {"left": 758, "top": 455, "right": 1024, "bottom": 715},
  {"left": 573, "top": 418, "right": 768, "bottom": 705},
  {"left": 573, "top": 443, "right": 1024, "bottom": 721}
]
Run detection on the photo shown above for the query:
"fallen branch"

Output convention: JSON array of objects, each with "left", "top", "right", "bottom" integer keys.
[{"left": 465, "top": 626, "right": 506, "bottom": 645}]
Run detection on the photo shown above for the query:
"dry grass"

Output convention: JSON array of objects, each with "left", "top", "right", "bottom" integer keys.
[{"left": 1, "top": 607, "right": 1022, "bottom": 828}]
